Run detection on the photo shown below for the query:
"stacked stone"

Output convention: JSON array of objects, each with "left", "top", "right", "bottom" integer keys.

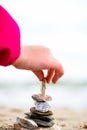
[
  {"left": 25, "top": 78, "right": 55, "bottom": 128},
  {"left": 15, "top": 78, "right": 56, "bottom": 129}
]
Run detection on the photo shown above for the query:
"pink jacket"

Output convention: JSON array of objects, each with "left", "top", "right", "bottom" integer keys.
[{"left": 0, "top": 5, "right": 20, "bottom": 66}]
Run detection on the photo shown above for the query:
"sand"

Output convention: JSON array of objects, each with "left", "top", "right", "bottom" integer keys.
[{"left": 0, "top": 107, "right": 87, "bottom": 130}]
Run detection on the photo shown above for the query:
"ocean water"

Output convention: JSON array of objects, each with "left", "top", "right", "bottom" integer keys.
[{"left": 0, "top": 73, "right": 87, "bottom": 109}]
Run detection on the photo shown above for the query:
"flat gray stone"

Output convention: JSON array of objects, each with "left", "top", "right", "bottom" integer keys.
[
  {"left": 31, "top": 118, "right": 55, "bottom": 127},
  {"left": 16, "top": 117, "right": 38, "bottom": 129},
  {"left": 14, "top": 123, "right": 61, "bottom": 130},
  {"left": 25, "top": 112, "right": 54, "bottom": 121},
  {"left": 30, "top": 107, "right": 53, "bottom": 116}
]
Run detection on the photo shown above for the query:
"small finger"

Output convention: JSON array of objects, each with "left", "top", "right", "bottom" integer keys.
[{"left": 52, "top": 66, "right": 64, "bottom": 83}]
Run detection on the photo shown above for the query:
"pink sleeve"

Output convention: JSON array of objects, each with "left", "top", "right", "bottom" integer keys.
[{"left": 0, "top": 5, "right": 20, "bottom": 66}]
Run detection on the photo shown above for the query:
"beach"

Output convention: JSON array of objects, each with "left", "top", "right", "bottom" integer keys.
[
  {"left": 0, "top": 107, "right": 87, "bottom": 130},
  {"left": 0, "top": 79, "right": 87, "bottom": 130}
]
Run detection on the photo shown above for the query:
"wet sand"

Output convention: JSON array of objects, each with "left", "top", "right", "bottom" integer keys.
[{"left": 0, "top": 107, "right": 87, "bottom": 130}]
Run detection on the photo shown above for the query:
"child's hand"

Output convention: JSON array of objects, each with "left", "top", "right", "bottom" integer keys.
[{"left": 13, "top": 45, "right": 64, "bottom": 83}]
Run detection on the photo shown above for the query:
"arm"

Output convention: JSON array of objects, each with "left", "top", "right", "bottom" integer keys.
[{"left": 0, "top": 6, "right": 20, "bottom": 66}]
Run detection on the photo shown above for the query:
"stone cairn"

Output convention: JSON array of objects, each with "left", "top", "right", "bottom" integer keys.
[{"left": 14, "top": 78, "right": 60, "bottom": 130}]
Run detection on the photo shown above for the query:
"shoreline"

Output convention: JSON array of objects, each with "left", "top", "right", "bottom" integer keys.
[{"left": 0, "top": 107, "right": 87, "bottom": 130}]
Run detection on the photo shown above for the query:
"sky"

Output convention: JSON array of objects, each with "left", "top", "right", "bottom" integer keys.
[
  {"left": 1, "top": 0, "right": 87, "bottom": 51},
  {"left": 0, "top": 0, "right": 87, "bottom": 81}
]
